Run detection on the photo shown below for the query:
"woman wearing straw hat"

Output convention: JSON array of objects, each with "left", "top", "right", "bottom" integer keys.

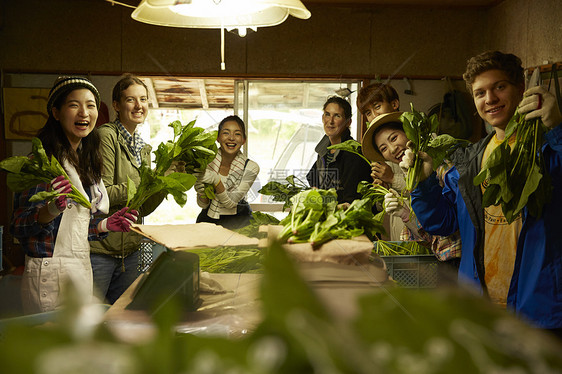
[{"left": 362, "top": 112, "right": 462, "bottom": 269}]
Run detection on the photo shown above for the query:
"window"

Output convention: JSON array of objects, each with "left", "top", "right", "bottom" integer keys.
[{"left": 141, "top": 78, "right": 361, "bottom": 224}]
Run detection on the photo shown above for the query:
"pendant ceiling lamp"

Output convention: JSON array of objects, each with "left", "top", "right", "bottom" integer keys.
[{"left": 130, "top": 0, "right": 311, "bottom": 70}]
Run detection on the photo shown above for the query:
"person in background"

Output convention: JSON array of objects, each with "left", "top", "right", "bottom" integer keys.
[
  {"left": 11, "top": 76, "right": 137, "bottom": 314},
  {"left": 358, "top": 82, "right": 462, "bottom": 271},
  {"left": 90, "top": 74, "right": 164, "bottom": 304},
  {"left": 357, "top": 83, "right": 406, "bottom": 240},
  {"left": 403, "top": 50, "right": 562, "bottom": 336},
  {"left": 194, "top": 115, "right": 259, "bottom": 230},
  {"left": 307, "top": 96, "right": 373, "bottom": 204},
  {"left": 362, "top": 112, "right": 462, "bottom": 271}
]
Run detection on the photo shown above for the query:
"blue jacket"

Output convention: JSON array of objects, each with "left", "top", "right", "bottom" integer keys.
[{"left": 411, "top": 124, "right": 562, "bottom": 329}]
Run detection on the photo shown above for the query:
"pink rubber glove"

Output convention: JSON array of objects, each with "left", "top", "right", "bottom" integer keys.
[
  {"left": 47, "top": 175, "right": 72, "bottom": 216},
  {"left": 98, "top": 207, "right": 139, "bottom": 232}
]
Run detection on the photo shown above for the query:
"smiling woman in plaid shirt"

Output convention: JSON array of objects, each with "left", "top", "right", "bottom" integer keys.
[
  {"left": 90, "top": 75, "right": 165, "bottom": 304},
  {"left": 11, "top": 76, "right": 138, "bottom": 314}
]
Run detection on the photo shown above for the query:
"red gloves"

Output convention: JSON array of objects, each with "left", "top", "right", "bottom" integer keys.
[
  {"left": 98, "top": 207, "right": 139, "bottom": 233},
  {"left": 47, "top": 175, "right": 72, "bottom": 216}
]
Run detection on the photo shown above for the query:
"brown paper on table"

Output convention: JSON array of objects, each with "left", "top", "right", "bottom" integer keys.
[
  {"left": 260, "top": 224, "right": 373, "bottom": 266},
  {"left": 131, "top": 222, "right": 259, "bottom": 250}
]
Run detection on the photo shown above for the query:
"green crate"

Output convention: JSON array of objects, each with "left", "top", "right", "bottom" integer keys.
[{"left": 380, "top": 255, "right": 439, "bottom": 288}]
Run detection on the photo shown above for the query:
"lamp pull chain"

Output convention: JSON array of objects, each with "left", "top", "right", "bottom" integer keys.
[{"left": 220, "top": 23, "right": 226, "bottom": 71}]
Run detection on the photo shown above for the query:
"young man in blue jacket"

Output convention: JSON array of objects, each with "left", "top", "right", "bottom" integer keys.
[{"left": 402, "top": 51, "right": 562, "bottom": 336}]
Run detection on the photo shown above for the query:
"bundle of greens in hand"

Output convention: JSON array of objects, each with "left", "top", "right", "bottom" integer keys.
[
  {"left": 401, "top": 104, "right": 469, "bottom": 192},
  {"left": 326, "top": 141, "right": 409, "bottom": 225},
  {"left": 258, "top": 175, "right": 309, "bottom": 210},
  {"left": 473, "top": 112, "right": 551, "bottom": 224},
  {"left": 327, "top": 139, "right": 371, "bottom": 165},
  {"left": 126, "top": 120, "right": 217, "bottom": 210},
  {"left": 153, "top": 119, "right": 218, "bottom": 175},
  {"left": 0, "top": 138, "right": 91, "bottom": 209}
]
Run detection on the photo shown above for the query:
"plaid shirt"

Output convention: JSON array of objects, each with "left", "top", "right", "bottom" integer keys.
[
  {"left": 116, "top": 119, "right": 146, "bottom": 166},
  {"left": 399, "top": 163, "right": 462, "bottom": 261},
  {"left": 10, "top": 182, "right": 107, "bottom": 258}
]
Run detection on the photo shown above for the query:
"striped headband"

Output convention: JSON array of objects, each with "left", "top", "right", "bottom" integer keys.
[{"left": 47, "top": 76, "right": 101, "bottom": 114}]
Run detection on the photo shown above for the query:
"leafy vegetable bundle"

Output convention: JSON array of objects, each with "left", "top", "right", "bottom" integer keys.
[
  {"left": 258, "top": 175, "right": 309, "bottom": 210},
  {"left": 473, "top": 112, "right": 551, "bottom": 223},
  {"left": 154, "top": 119, "right": 218, "bottom": 176},
  {"left": 401, "top": 104, "right": 469, "bottom": 192},
  {"left": 234, "top": 211, "right": 280, "bottom": 239},
  {"left": 0, "top": 138, "right": 91, "bottom": 209},
  {"left": 323, "top": 142, "right": 410, "bottom": 225},
  {"left": 277, "top": 188, "right": 384, "bottom": 248},
  {"left": 126, "top": 120, "right": 217, "bottom": 210},
  {"left": 126, "top": 164, "right": 197, "bottom": 211},
  {"left": 184, "top": 246, "right": 263, "bottom": 273},
  {"left": 327, "top": 139, "right": 371, "bottom": 165},
  {"left": 373, "top": 240, "right": 432, "bottom": 256}
]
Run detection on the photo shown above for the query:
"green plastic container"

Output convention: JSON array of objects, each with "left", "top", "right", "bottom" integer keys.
[
  {"left": 127, "top": 250, "right": 200, "bottom": 313},
  {"left": 380, "top": 255, "right": 440, "bottom": 288}
]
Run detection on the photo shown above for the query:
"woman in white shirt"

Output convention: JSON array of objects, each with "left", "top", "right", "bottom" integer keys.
[{"left": 194, "top": 115, "right": 259, "bottom": 230}]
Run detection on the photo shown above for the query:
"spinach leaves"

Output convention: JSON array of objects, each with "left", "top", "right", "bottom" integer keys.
[
  {"left": 127, "top": 120, "right": 217, "bottom": 210},
  {"left": 326, "top": 139, "right": 371, "bottom": 165},
  {"left": 402, "top": 104, "right": 469, "bottom": 192},
  {"left": 473, "top": 112, "right": 551, "bottom": 223},
  {"left": 0, "top": 138, "right": 92, "bottom": 209},
  {"left": 277, "top": 188, "right": 384, "bottom": 248},
  {"left": 153, "top": 119, "right": 218, "bottom": 176},
  {"left": 258, "top": 175, "right": 309, "bottom": 209}
]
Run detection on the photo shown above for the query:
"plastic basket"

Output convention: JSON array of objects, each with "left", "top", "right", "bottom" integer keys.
[
  {"left": 380, "top": 255, "right": 439, "bottom": 288},
  {"left": 138, "top": 239, "right": 168, "bottom": 273},
  {"left": 138, "top": 239, "right": 154, "bottom": 273}
]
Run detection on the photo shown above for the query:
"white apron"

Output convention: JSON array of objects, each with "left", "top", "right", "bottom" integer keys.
[
  {"left": 21, "top": 162, "right": 109, "bottom": 314},
  {"left": 22, "top": 204, "right": 92, "bottom": 313}
]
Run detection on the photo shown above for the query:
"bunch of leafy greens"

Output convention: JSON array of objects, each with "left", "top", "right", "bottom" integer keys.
[
  {"left": 374, "top": 240, "right": 432, "bottom": 256},
  {"left": 401, "top": 104, "right": 469, "bottom": 192},
  {"left": 153, "top": 119, "right": 218, "bottom": 175},
  {"left": 126, "top": 120, "right": 217, "bottom": 210},
  {"left": 473, "top": 112, "right": 551, "bottom": 224},
  {"left": 258, "top": 175, "right": 309, "bottom": 210},
  {"left": 327, "top": 139, "right": 371, "bottom": 165},
  {"left": 356, "top": 180, "right": 409, "bottom": 224},
  {"left": 277, "top": 188, "right": 384, "bottom": 248},
  {"left": 202, "top": 183, "right": 216, "bottom": 200},
  {"left": 328, "top": 143, "right": 410, "bottom": 221},
  {"left": 184, "top": 246, "right": 263, "bottom": 273},
  {"left": 3, "top": 241, "right": 562, "bottom": 374},
  {"left": 235, "top": 211, "right": 280, "bottom": 239},
  {"left": 0, "top": 137, "right": 91, "bottom": 209},
  {"left": 126, "top": 167, "right": 197, "bottom": 211}
]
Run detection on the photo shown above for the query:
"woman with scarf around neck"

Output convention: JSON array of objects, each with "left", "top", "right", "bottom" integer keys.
[
  {"left": 194, "top": 115, "right": 259, "bottom": 230},
  {"left": 307, "top": 96, "right": 373, "bottom": 204},
  {"left": 11, "top": 76, "right": 138, "bottom": 314},
  {"left": 90, "top": 75, "right": 164, "bottom": 304}
]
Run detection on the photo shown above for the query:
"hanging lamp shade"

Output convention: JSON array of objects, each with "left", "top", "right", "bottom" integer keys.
[
  {"left": 131, "top": 0, "right": 311, "bottom": 71},
  {"left": 131, "top": 0, "right": 311, "bottom": 28}
]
